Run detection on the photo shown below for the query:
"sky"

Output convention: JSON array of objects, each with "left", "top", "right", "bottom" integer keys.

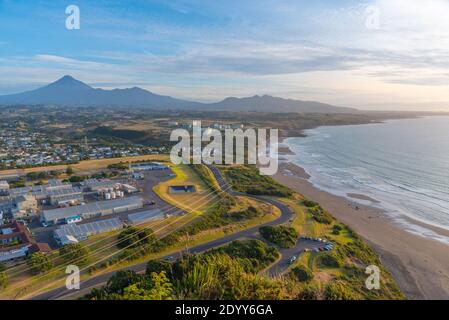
[{"left": 1, "top": 0, "right": 449, "bottom": 110}]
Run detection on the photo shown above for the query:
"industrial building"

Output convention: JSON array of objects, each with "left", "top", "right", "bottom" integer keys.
[
  {"left": 0, "top": 194, "right": 39, "bottom": 219},
  {"left": 127, "top": 208, "right": 164, "bottom": 225},
  {"left": 54, "top": 217, "right": 123, "bottom": 245},
  {"left": 41, "top": 196, "right": 143, "bottom": 225},
  {"left": 8, "top": 180, "right": 82, "bottom": 205},
  {"left": 81, "top": 179, "right": 121, "bottom": 192},
  {"left": 130, "top": 162, "right": 168, "bottom": 171}
]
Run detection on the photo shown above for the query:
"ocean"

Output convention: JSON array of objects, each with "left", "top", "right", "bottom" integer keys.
[{"left": 284, "top": 116, "right": 449, "bottom": 244}]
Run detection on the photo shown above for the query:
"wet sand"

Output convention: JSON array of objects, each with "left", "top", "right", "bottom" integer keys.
[{"left": 273, "top": 161, "right": 449, "bottom": 300}]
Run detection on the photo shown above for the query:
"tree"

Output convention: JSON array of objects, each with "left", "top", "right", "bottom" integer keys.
[
  {"left": 66, "top": 166, "right": 74, "bottom": 176},
  {"left": 0, "top": 272, "right": 8, "bottom": 289},
  {"left": 0, "top": 262, "right": 6, "bottom": 272},
  {"left": 28, "top": 252, "right": 53, "bottom": 274},
  {"left": 117, "top": 227, "right": 155, "bottom": 249},
  {"left": 122, "top": 271, "right": 173, "bottom": 300},
  {"left": 107, "top": 270, "right": 141, "bottom": 294},
  {"left": 259, "top": 225, "right": 298, "bottom": 248},
  {"left": 60, "top": 243, "right": 90, "bottom": 264},
  {"left": 146, "top": 259, "right": 172, "bottom": 276}
]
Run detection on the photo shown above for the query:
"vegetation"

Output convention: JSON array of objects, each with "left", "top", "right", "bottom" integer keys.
[
  {"left": 0, "top": 272, "right": 8, "bottom": 290},
  {"left": 117, "top": 227, "right": 155, "bottom": 249},
  {"left": 259, "top": 225, "right": 298, "bottom": 248},
  {"left": 108, "top": 162, "right": 129, "bottom": 170},
  {"left": 316, "top": 252, "right": 343, "bottom": 268},
  {"left": 324, "top": 281, "right": 362, "bottom": 300},
  {"left": 221, "top": 165, "right": 292, "bottom": 197},
  {"left": 59, "top": 243, "right": 90, "bottom": 264},
  {"left": 302, "top": 200, "right": 333, "bottom": 224},
  {"left": 85, "top": 240, "right": 286, "bottom": 300},
  {"left": 291, "top": 265, "right": 314, "bottom": 282},
  {"left": 66, "top": 166, "right": 74, "bottom": 176},
  {"left": 27, "top": 252, "right": 53, "bottom": 274}
]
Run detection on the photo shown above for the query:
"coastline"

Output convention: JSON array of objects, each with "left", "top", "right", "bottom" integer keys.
[{"left": 273, "top": 155, "right": 449, "bottom": 299}]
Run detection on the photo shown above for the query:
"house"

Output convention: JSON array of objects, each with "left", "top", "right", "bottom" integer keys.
[
  {"left": 0, "top": 181, "right": 9, "bottom": 196},
  {"left": 0, "top": 220, "right": 51, "bottom": 262}
]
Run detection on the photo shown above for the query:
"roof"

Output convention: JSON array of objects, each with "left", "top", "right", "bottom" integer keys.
[
  {"left": 42, "top": 196, "right": 143, "bottom": 222},
  {"left": 128, "top": 209, "right": 164, "bottom": 224},
  {"left": 54, "top": 217, "right": 123, "bottom": 240}
]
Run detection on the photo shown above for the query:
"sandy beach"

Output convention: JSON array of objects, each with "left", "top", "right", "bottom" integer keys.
[{"left": 273, "top": 161, "right": 449, "bottom": 300}]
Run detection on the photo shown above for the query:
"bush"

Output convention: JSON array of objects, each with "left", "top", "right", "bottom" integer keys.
[
  {"left": 317, "top": 253, "right": 342, "bottom": 268},
  {"left": 292, "top": 265, "right": 314, "bottom": 282},
  {"left": 59, "top": 243, "right": 90, "bottom": 264},
  {"left": 117, "top": 227, "right": 155, "bottom": 249},
  {"left": 27, "top": 252, "right": 53, "bottom": 274},
  {"left": 146, "top": 260, "right": 172, "bottom": 276},
  {"left": 308, "top": 206, "right": 333, "bottom": 225},
  {"left": 259, "top": 225, "right": 298, "bottom": 248},
  {"left": 106, "top": 270, "right": 142, "bottom": 294},
  {"left": 324, "top": 281, "right": 361, "bottom": 300},
  {"left": 223, "top": 166, "right": 292, "bottom": 197},
  {"left": 302, "top": 200, "right": 319, "bottom": 208},
  {"left": 0, "top": 272, "right": 8, "bottom": 289},
  {"left": 210, "top": 240, "right": 279, "bottom": 272}
]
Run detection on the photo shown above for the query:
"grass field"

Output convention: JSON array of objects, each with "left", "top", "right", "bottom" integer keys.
[
  {"left": 0, "top": 154, "right": 169, "bottom": 177},
  {"left": 153, "top": 165, "right": 213, "bottom": 215}
]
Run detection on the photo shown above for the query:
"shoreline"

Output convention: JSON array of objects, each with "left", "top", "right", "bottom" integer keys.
[{"left": 273, "top": 157, "right": 449, "bottom": 299}]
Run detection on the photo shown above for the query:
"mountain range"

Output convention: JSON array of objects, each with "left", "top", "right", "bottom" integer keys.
[{"left": 0, "top": 75, "right": 358, "bottom": 113}]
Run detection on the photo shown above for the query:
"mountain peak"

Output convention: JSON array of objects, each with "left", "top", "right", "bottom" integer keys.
[{"left": 47, "top": 75, "right": 93, "bottom": 91}]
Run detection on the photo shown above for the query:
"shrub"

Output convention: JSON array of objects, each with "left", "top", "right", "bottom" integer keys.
[
  {"left": 324, "top": 281, "right": 361, "bottom": 300},
  {"left": 259, "top": 225, "right": 298, "bottom": 248},
  {"left": 27, "top": 252, "right": 53, "bottom": 274},
  {"left": 117, "top": 226, "right": 155, "bottom": 249},
  {"left": 146, "top": 260, "right": 172, "bottom": 276},
  {"left": 302, "top": 200, "right": 319, "bottom": 208},
  {"left": 59, "top": 243, "right": 90, "bottom": 264},
  {"left": 292, "top": 265, "right": 314, "bottom": 282},
  {"left": 0, "top": 272, "right": 8, "bottom": 289},
  {"left": 317, "top": 253, "right": 342, "bottom": 268}
]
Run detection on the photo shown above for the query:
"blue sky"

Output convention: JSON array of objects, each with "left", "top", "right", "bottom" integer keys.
[{"left": 1, "top": 0, "right": 449, "bottom": 110}]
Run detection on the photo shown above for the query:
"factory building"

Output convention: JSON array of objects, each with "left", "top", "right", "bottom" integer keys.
[
  {"left": 41, "top": 196, "right": 143, "bottom": 225},
  {"left": 8, "top": 180, "right": 82, "bottom": 204},
  {"left": 54, "top": 217, "right": 123, "bottom": 245},
  {"left": 81, "top": 179, "right": 121, "bottom": 193},
  {"left": 127, "top": 208, "right": 164, "bottom": 225},
  {"left": 130, "top": 162, "right": 168, "bottom": 171}
]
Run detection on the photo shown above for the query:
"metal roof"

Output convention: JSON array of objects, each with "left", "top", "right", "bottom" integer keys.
[
  {"left": 128, "top": 208, "right": 164, "bottom": 224},
  {"left": 54, "top": 217, "right": 123, "bottom": 240},
  {"left": 42, "top": 196, "right": 143, "bottom": 222}
]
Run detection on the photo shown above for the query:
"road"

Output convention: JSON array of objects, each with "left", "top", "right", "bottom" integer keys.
[{"left": 31, "top": 165, "right": 326, "bottom": 300}]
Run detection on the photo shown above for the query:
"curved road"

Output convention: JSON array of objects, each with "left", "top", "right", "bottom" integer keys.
[{"left": 31, "top": 165, "right": 325, "bottom": 300}]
